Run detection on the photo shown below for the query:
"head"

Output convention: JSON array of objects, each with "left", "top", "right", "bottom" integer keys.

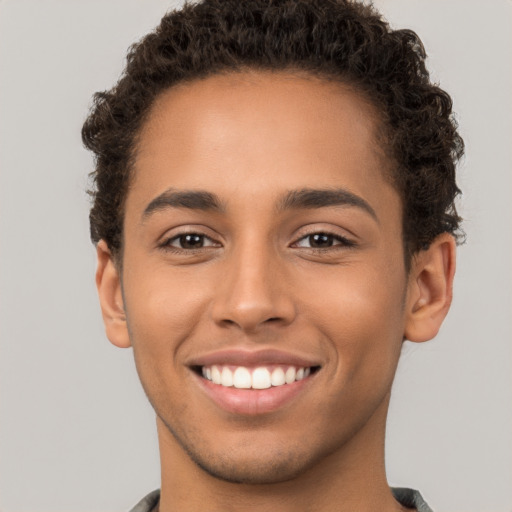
[
  {"left": 84, "top": 0, "right": 463, "bottom": 488},
  {"left": 83, "top": 0, "right": 463, "bottom": 269}
]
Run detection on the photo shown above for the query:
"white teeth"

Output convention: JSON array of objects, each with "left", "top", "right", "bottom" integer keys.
[
  {"left": 270, "top": 367, "right": 286, "bottom": 386},
  {"left": 201, "top": 365, "right": 314, "bottom": 389},
  {"left": 285, "top": 366, "right": 296, "bottom": 384},
  {"left": 251, "top": 367, "right": 271, "bottom": 389},
  {"left": 233, "top": 367, "right": 252, "bottom": 389},
  {"left": 221, "top": 367, "right": 233, "bottom": 387},
  {"left": 211, "top": 365, "right": 221, "bottom": 385}
]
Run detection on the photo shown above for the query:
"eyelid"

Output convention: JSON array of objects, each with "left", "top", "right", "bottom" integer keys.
[
  {"left": 156, "top": 225, "right": 357, "bottom": 252},
  {"left": 168, "top": 233, "right": 219, "bottom": 248},
  {"left": 290, "top": 226, "right": 357, "bottom": 249},
  {"left": 158, "top": 226, "right": 223, "bottom": 250},
  {"left": 293, "top": 234, "right": 356, "bottom": 250}
]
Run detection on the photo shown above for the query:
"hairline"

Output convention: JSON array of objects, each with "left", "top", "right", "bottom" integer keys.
[{"left": 111, "top": 68, "right": 410, "bottom": 272}]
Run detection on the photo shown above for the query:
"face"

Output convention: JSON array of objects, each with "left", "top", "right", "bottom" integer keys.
[{"left": 112, "top": 71, "right": 412, "bottom": 483}]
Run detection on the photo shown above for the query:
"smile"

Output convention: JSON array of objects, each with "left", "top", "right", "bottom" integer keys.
[
  {"left": 189, "top": 349, "right": 322, "bottom": 414},
  {"left": 200, "top": 365, "right": 314, "bottom": 389}
]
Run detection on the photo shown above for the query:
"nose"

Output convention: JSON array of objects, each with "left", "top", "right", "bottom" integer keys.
[{"left": 211, "top": 244, "right": 296, "bottom": 333}]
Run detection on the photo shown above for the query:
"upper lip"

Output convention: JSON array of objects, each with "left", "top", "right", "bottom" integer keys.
[{"left": 187, "top": 348, "right": 322, "bottom": 368}]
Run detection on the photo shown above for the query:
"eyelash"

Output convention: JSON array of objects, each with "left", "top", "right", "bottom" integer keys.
[
  {"left": 292, "top": 231, "right": 356, "bottom": 250},
  {"left": 159, "top": 230, "right": 356, "bottom": 254},
  {"left": 159, "top": 232, "right": 220, "bottom": 253}
]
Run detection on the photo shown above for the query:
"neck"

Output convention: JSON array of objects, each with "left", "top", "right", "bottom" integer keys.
[{"left": 156, "top": 391, "right": 405, "bottom": 512}]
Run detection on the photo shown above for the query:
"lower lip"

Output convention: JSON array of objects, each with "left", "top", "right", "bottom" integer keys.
[{"left": 193, "top": 371, "right": 315, "bottom": 415}]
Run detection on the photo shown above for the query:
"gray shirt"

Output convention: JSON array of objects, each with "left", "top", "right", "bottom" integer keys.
[{"left": 129, "top": 487, "right": 433, "bottom": 512}]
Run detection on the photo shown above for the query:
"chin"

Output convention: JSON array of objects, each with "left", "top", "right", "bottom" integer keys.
[
  {"left": 162, "top": 415, "right": 323, "bottom": 485},
  {"left": 190, "top": 450, "right": 313, "bottom": 485}
]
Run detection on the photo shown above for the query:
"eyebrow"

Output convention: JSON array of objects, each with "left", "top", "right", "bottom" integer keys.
[
  {"left": 141, "top": 186, "right": 378, "bottom": 223},
  {"left": 277, "top": 188, "right": 378, "bottom": 222},
  {"left": 142, "top": 189, "right": 224, "bottom": 220}
]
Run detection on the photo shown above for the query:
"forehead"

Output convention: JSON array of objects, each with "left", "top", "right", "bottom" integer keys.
[{"left": 129, "top": 70, "right": 397, "bottom": 218}]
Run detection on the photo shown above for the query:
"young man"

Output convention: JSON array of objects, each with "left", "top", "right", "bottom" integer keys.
[{"left": 82, "top": 1, "right": 463, "bottom": 511}]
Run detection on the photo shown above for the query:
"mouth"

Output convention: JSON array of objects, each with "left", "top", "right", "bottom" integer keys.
[
  {"left": 192, "top": 364, "right": 320, "bottom": 390},
  {"left": 188, "top": 350, "right": 322, "bottom": 415}
]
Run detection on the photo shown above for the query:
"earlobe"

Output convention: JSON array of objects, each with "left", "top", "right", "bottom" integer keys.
[
  {"left": 404, "top": 233, "right": 456, "bottom": 343},
  {"left": 96, "top": 240, "right": 131, "bottom": 348}
]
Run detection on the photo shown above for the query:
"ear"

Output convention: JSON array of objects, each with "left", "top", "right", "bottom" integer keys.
[
  {"left": 404, "top": 233, "right": 456, "bottom": 343},
  {"left": 95, "top": 240, "right": 131, "bottom": 348}
]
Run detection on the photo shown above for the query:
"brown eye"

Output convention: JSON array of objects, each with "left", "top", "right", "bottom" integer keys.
[
  {"left": 164, "top": 233, "right": 219, "bottom": 250},
  {"left": 308, "top": 233, "right": 335, "bottom": 248},
  {"left": 177, "top": 234, "right": 205, "bottom": 249},
  {"left": 294, "top": 232, "right": 355, "bottom": 250}
]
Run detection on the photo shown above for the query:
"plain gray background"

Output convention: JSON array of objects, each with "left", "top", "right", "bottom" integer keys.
[{"left": 0, "top": 1, "right": 511, "bottom": 511}]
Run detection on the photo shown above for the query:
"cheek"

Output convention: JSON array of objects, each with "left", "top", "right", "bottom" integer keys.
[
  {"left": 121, "top": 266, "right": 211, "bottom": 408},
  {"left": 300, "top": 260, "right": 406, "bottom": 372},
  {"left": 301, "top": 265, "right": 406, "bottom": 427},
  {"left": 122, "top": 263, "right": 209, "bottom": 355}
]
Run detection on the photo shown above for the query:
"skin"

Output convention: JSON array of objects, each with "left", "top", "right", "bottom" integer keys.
[{"left": 96, "top": 71, "right": 455, "bottom": 512}]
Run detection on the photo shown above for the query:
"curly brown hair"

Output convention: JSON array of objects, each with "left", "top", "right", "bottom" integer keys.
[{"left": 82, "top": 0, "right": 464, "bottom": 265}]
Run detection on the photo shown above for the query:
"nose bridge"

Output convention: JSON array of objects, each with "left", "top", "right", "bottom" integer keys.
[{"left": 211, "top": 233, "right": 295, "bottom": 331}]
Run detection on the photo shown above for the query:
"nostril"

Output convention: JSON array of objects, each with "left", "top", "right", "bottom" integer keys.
[
  {"left": 212, "top": 291, "right": 296, "bottom": 331},
  {"left": 222, "top": 319, "right": 234, "bottom": 325}
]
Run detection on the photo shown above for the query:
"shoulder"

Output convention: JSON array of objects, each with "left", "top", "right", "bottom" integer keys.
[
  {"left": 128, "top": 489, "right": 160, "bottom": 512},
  {"left": 391, "top": 487, "right": 434, "bottom": 512}
]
